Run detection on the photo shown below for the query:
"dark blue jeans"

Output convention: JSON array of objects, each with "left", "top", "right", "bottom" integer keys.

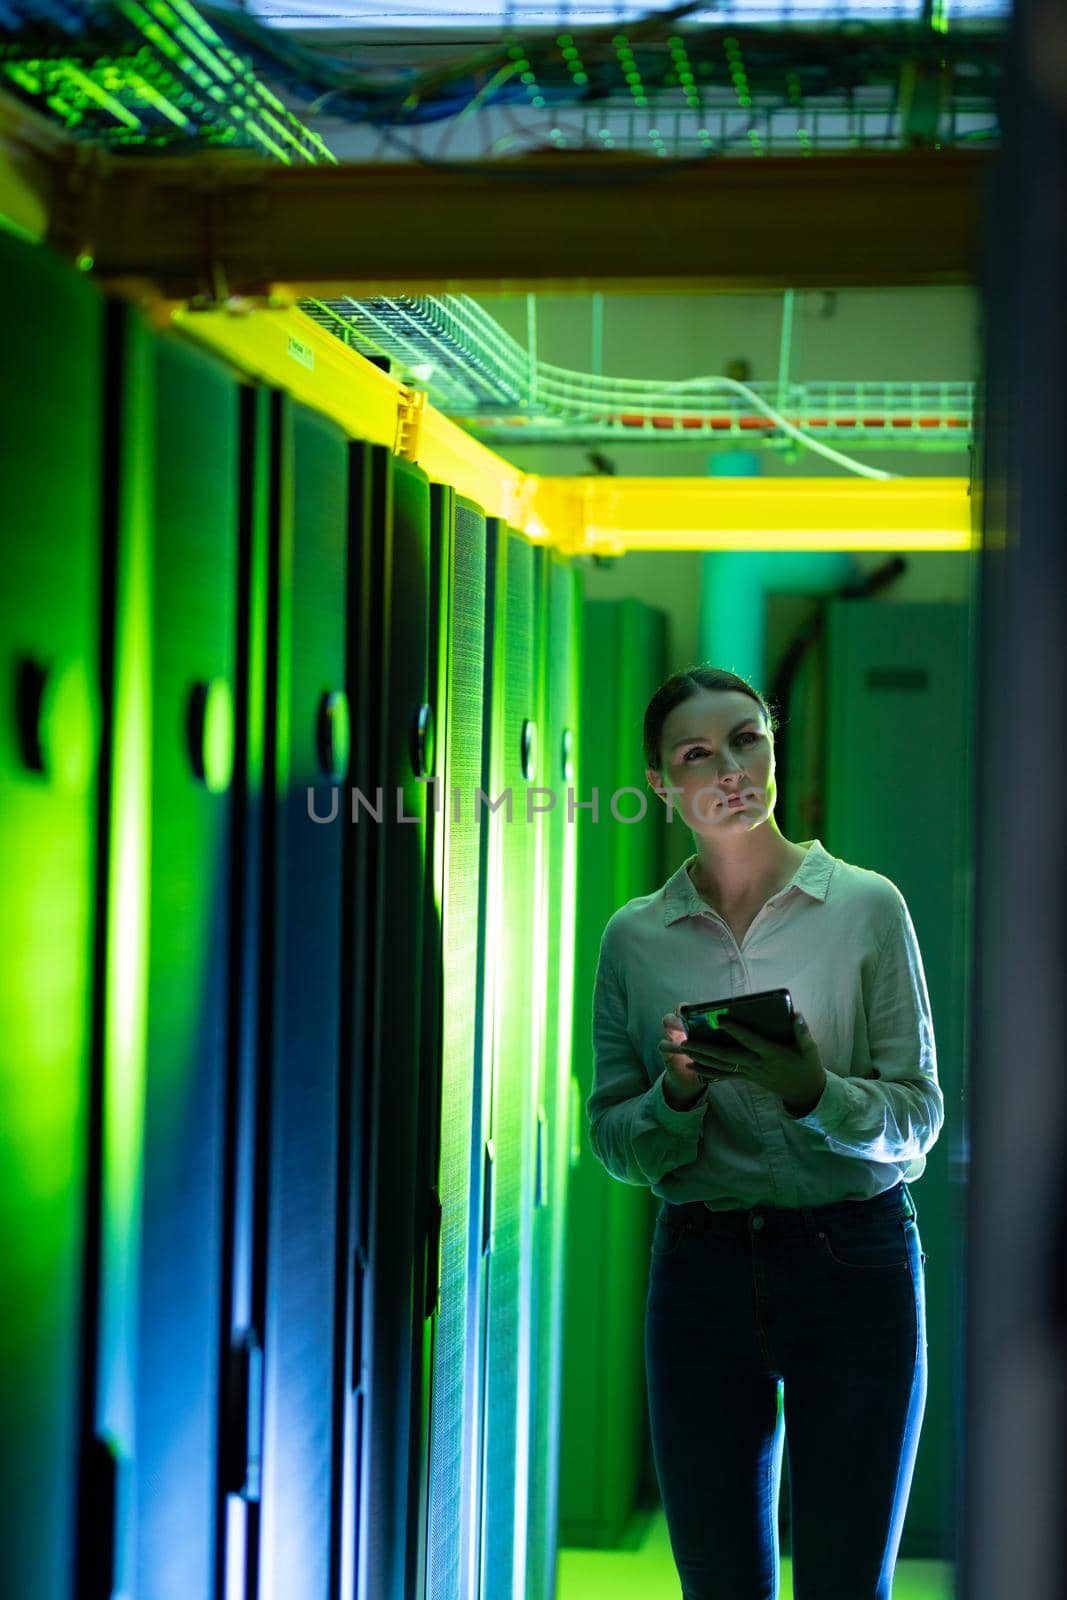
[{"left": 644, "top": 1181, "right": 927, "bottom": 1600}]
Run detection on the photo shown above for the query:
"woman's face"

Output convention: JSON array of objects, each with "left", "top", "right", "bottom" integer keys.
[{"left": 646, "top": 688, "right": 775, "bottom": 834}]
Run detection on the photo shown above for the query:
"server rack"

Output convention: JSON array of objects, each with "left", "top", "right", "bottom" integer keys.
[
  {"left": 0, "top": 224, "right": 587, "bottom": 1600},
  {"left": 0, "top": 223, "right": 103, "bottom": 1600}
]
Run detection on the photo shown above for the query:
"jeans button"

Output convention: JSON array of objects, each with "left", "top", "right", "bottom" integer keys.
[{"left": 751, "top": 1213, "right": 765, "bottom": 1231}]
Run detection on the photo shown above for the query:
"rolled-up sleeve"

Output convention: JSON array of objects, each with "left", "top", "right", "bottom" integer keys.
[
  {"left": 585, "top": 929, "right": 709, "bottom": 1187},
  {"left": 790, "top": 889, "right": 944, "bottom": 1163}
]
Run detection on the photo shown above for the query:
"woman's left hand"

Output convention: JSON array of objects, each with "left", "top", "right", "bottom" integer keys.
[{"left": 662, "top": 1013, "right": 828, "bottom": 1114}]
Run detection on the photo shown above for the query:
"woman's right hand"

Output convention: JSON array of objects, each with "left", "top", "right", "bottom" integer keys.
[{"left": 658, "top": 1006, "right": 709, "bottom": 1109}]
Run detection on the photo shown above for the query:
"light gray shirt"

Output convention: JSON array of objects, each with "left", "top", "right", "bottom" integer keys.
[{"left": 586, "top": 838, "right": 943, "bottom": 1209}]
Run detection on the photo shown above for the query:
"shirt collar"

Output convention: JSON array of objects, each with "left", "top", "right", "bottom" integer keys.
[{"left": 662, "top": 838, "right": 834, "bottom": 926}]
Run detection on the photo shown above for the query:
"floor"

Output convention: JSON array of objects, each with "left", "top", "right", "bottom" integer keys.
[{"left": 557, "top": 1506, "right": 954, "bottom": 1599}]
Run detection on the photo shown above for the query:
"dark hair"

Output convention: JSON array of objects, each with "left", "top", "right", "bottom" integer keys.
[{"left": 643, "top": 666, "right": 780, "bottom": 773}]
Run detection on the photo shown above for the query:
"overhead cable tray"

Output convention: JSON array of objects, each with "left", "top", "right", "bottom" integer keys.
[{"left": 300, "top": 293, "right": 973, "bottom": 453}]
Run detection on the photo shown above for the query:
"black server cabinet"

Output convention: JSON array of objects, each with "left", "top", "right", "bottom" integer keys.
[
  {"left": 350, "top": 454, "right": 444, "bottom": 1600},
  {"left": 218, "top": 380, "right": 273, "bottom": 1593},
  {"left": 84, "top": 301, "right": 157, "bottom": 1598},
  {"left": 255, "top": 394, "right": 351, "bottom": 1600},
  {"left": 131, "top": 333, "right": 240, "bottom": 1596},
  {"left": 525, "top": 552, "right": 581, "bottom": 1600},
  {"left": 0, "top": 229, "right": 103, "bottom": 1600},
  {"left": 423, "top": 491, "right": 490, "bottom": 1600},
  {"left": 479, "top": 526, "right": 539, "bottom": 1600}
]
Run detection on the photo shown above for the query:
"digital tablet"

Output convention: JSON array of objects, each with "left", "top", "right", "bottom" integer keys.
[{"left": 679, "top": 988, "right": 797, "bottom": 1060}]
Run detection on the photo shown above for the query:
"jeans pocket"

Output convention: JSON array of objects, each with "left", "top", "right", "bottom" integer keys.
[
  {"left": 817, "top": 1213, "right": 913, "bottom": 1271},
  {"left": 652, "top": 1211, "right": 694, "bottom": 1259}
]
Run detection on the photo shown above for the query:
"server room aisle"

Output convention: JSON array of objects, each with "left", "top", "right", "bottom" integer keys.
[{"left": 556, "top": 1508, "right": 954, "bottom": 1600}]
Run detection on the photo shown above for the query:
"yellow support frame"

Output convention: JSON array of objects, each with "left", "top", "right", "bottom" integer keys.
[
  {"left": 571, "top": 476, "right": 974, "bottom": 556},
  {"left": 171, "top": 301, "right": 975, "bottom": 556},
  {"left": 1, "top": 94, "right": 978, "bottom": 555}
]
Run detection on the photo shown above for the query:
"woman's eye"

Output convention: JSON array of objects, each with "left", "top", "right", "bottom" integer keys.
[{"left": 683, "top": 733, "right": 758, "bottom": 762}]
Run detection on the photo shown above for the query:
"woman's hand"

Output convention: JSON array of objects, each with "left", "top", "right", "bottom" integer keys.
[
  {"left": 657, "top": 1007, "right": 714, "bottom": 1108},
  {"left": 661, "top": 1011, "right": 828, "bottom": 1115}
]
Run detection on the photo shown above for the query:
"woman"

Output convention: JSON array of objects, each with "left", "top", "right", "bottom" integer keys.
[{"left": 587, "top": 665, "right": 942, "bottom": 1600}]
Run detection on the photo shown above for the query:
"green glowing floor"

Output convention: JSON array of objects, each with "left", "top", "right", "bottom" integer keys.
[{"left": 557, "top": 1507, "right": 953, "bottom": 1599}]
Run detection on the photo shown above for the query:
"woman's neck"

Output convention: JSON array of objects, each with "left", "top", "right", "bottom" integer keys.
[{"left": 687, "top": 831, "right": 807, "bottom": 912}]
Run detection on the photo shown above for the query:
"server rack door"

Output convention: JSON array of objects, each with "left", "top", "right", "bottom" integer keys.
[
  {"left": 355, "top": 455, "right": 440, "bottom": 1600},
  {"left": 131, "top": 332, "right": 240, "bottom": 1596},
  {"left": 525, "top": 554, "right": 581, "bottom": 1600},
  {"left": 336, "top": 439, "right": 391, "bottom": 1600},
  {"left": 824, "top": 598, "right": 969, "bottom": 1560},
  {"left": 88, "top": 301, "right": 156, "bottom": 1599},
  {"left": 560, "top": 600, "right": 667, "bottom": 1548},
  {"left": 523, "top": 545, "right": 552, "bottom": 1600},
  {"left": 423, "top": 492, "right": 489, "bottom": 1600},
  {"left": 408, "top": 475, "right": 451, "bottom": 1600},
  {"left": 256, "top": 395, "right": 350, "bottom": 1600},
  {"left": 479, "top": 527, "right": 538, "bottom": 1600},
  {"left": 0, "top": 230, "right": 102, "bottom": 1600},
  {"left": 218, "top": 382, "right": 274, "bottom": 1594}
]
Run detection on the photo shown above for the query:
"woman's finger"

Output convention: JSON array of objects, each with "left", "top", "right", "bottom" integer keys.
[
  {"left": 659, "top": 1040, "right": 696, "bottom": 1062},
  {"left": 714, "top": 1019, "right": 770, "bottom": 1056},
  {"left": 665, "top": 1040, "right": 743, "bottom": 1072}
]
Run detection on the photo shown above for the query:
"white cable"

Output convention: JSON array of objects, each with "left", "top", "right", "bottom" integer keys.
[{"left": 655, "top": 372, "right": 898, "bottom": 481}]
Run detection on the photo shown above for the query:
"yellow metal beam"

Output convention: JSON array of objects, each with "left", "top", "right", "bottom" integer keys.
[
  {"left": 44, "top": 147, "right": 988, "bottom": 297},
  {"left": 168, "top": 300, "right": 584, "bottom": 541},
  {"left": 171, "top": 302, "right": 400, "bottom": 450},
  {"left": 560, "top": 476, "right": 975, "bottom": 556},
  {"left": 0, "top": 82, "right": 977, "bottom": 560}
]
